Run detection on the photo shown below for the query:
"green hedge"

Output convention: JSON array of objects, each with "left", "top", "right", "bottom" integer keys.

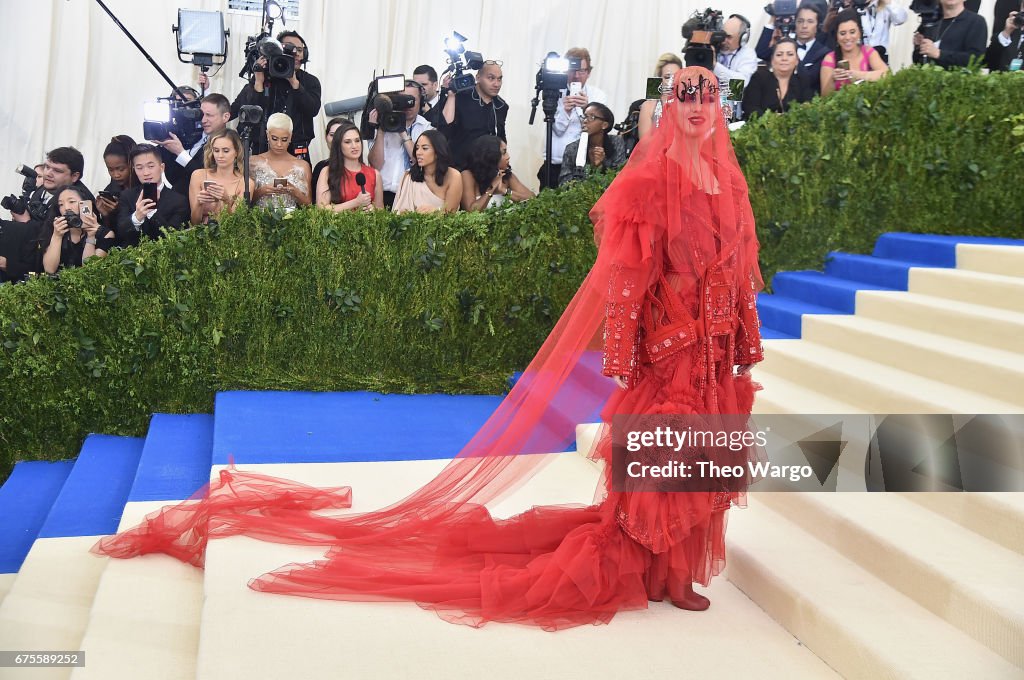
[
  {"left": 2, "top": 67, "right": 1023, "bottom": 481},
  {"left": 734, "top": 66, "right": 1024, "bottom": 280}
]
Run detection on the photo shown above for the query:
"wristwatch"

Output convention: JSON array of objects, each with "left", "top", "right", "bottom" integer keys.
[{"left": 85, "top": 237, "right": 97, "bottom": 245}]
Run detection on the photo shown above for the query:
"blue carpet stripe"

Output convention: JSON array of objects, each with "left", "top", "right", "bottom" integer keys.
[
  {"left": 0, "top": 460, "right": 74, "bottom": 572},
  {"left": 212, "top": 391, "right": 504, "bottom": 465},
  {"left": 37, "top": 435, "right": 144, "bottom": 539},
  {"left": 128, "top": 414, "right": 214, "bottom": 502},
  {"left": 757, "top": 232, "right": 1024, "bottom": 338}
]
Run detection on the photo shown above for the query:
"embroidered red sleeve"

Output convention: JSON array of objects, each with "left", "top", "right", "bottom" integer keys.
[
  {"left": 735, "top": 275, "right": 764, "bottom": 364},
  {"left": 602, "top": 264, "right": 643, "bottom": 384}
]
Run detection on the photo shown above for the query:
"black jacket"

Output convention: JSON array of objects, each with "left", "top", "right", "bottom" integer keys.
[
  {"left": 742, "top": 68, "right": 816, "bottom": 120},
  {"left": 435, "top": 88, "right": 508, "bottom": 169},
  {"left": 115, "top": 185, "right": 190, "bottom": 248},
  {"left": 986, "top": 0, "right": 1023, "bottom": 70},
  {"left": 231, "top": 69, "right": 322, "bottom": 154},
  {"left": 912, "top": 10, "right": 988, "bottom": 68}
]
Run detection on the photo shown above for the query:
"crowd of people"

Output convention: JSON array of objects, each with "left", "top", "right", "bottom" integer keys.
[{"left": 1, "top": 0, "right": 1019, "bottom": 283}]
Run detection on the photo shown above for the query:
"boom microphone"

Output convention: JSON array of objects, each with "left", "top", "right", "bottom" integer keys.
[{"left": 323, "top": 95, "right": 368, "bottom": 117}]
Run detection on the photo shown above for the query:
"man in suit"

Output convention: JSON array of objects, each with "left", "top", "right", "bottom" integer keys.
[
  {"left": 115, "top": 144, "right": 190, "bottom": 248},
  {"left": 157, "top": 93, "right": 232, "bottom": 196},
  {"left": 988, "top": 4, "right": 1024, "bottom": 70},
  {"left": 756, "top": 4, "right": 832, "bottom": 94}
]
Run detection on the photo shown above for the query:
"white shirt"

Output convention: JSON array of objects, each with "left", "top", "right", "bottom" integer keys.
[
  {"left": 547, "top": 83, "right": 608, "bottom": 164},
  {"left": 861, "top": 2, "right": 909, "bottom": 51},
  {"left": 714, "top": 45, "right": 759, "bottom": 86},
  {"left": 369, "top": 115, "right": 433, "bottom": 193},
  {"left": 130, "top": 174, "right": 173, "bottom": 228},
  {"left": 175, "top": 134, "right": 207, "bottom": 168}
]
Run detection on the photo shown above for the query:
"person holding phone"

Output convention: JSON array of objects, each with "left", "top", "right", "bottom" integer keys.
[
  {"left": 535, "top": 47, "right": 608, "bottom": 190},
  {"left": 39, "top": 186, "right": 115, "bottom": 273},
  {"left": 250, "top": 113, "right": 311, "bottom": 210},
  {"left": 461, "top": 135, "right": 534, "bottom": 211},
  {"left": 189, "top": 130, "right": 253, "bottom": 224},
  {"left": 820, "top": 10, "right": 889, "bottom": 97},
  {"left": 115, "top": 144, "right": 190, "bottom": 247}
]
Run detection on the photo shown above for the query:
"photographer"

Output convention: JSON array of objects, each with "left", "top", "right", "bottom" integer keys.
[
  {"left": 9, "top": 147, "right": 93, "bottom": 223},
  {"left": 115, "top": 144, "right": 190, "bottom": 247},
  {"left": 437, "top": 60, "right": 508, "bottom": 169},
  {"left": 715, "top": 16, "right": 759, "bottom": 86},
  {"left": 231, "top": 31, "right": 322, "bottom": 161},
  {"left": 756, "top": 4, "right": 831, "bottom": 93},
  {"left": 913, "top": 0, "right": 987, "bottom": 67},
  {"left": 988, "top": 4, "right": 1023, "bottom": 70},
  {"left": 367, "top": 80, "right": 434, "bottom": 209},
  {"left": 413, "top": 65, "right": 447, "bottom": 127},
  {"left": 39, "top": 186, "right": 115, "bottom": 274},
  {"left": 158, "top": 93, "right": 233, "bottom": 196},
  {"left": 155, "top": 85, "right": 203, "bottom": 192},
  {"left": 535, "top": 47, "right": 608, "bottom": 190}
]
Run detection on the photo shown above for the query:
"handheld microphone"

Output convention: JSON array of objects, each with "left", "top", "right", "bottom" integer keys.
[{"left": 356, "top": 172, "right": 367, "bottom": 194}]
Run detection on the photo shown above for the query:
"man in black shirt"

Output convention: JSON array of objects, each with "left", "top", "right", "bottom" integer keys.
[
  {"left": 913, "top": 0, "right": 988, "bottom": 67},
  {"left": 437, "top": 61, "right": 508, "bottom": 169},
  {"left": 231, "top": 31, "right": 322, "bottom": 162}
]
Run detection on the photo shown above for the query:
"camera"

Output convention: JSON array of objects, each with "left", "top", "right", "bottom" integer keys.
[
  {"left": 765, "top": 0, "right": 800, "bottom": 38},
  {"left": 831, "top": 0, "right": 869, "bottom": 11},
  {"left": 2, "top": 166, "right": 47, "bottom": 221},
  {"left": 910, "top": 0, "right": 942, "bottom": 40},
  {"left": 240, "top": 33, "right": 296, "bottom": 81},
  {"left": 441, "top": 31, "right": 485, "bottom": 94},
  {"left": 62, "top": 210, "right": 83, "bottom": 230},
  {"left": 682, "top": 8, "right": 728, "bottom": 69},
  {"left": 536, "top": 53, "right": 582, "bottom": 93},
  {"left": 1014, "top": 11, "right": 1024, "bottom": 27},
  {"left": 360, "top": 74, "right": 418, "bottom": 137},
  {"left": 142, "top": 98, "right": 203, "bottom": 148}
]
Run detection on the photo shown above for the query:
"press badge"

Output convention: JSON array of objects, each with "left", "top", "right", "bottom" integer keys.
[{"left": 1011, "top": 58, "right": 1023, "bottom": 71}]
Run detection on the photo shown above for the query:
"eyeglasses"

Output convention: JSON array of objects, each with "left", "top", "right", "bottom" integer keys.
[
  {"left": 581, "top": 114, "right": 607, "bottom": 122},
  {"left": 571, "top": 67, "right": 593, "bottom": 74},
  {"left": 483, "top": 59, "right": 503, "bottom": 67}
]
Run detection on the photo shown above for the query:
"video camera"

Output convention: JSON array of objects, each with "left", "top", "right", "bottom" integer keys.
[
  {"left": 360, "top": 74, "right": 418, "bottom": 138},
  {"left": 1, "top": 165, "right": 47, "bottom": 222},
  {"left": 441, "top": 31, "right": 485, "bottom": 94},
  {"left": 240, "top": 33, "right": 297, "bottom": 81},
  {"left": 142, "top": 97, "right": 203, "bottom": 147},
  {"left": 765, "top": 0, "right": 800, "bottom": 39},
  {"left": 910, "top": 0, "right": 943, "bottom": 41},
  {"left": 830, "top": 0, "right": 870, "bottom": 11},
  {"left": 682, "top": 9, "right": 728, "bottom": 69}
]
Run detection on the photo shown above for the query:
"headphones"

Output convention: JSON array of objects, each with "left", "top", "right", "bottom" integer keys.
[
  {"left": 729, "top": 13, "right": 752, "bottom": 47},
  {"left": 405, "top": 79, "right": 428, "bottom": 115},
  {"left": 276, "top": 31, "right": 310, "bottom": 66}
]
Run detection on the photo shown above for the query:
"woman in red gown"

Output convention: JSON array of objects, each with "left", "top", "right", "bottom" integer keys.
[{"left": 94, "top": 66, "right": 764, "bottom": 631}]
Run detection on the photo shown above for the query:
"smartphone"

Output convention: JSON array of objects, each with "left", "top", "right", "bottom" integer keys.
[
  {"left": 142, "top": 182, "right": 159, "bottom": 204},
  {"left": 203, "top": 180, "right": 217, "bottom": 191},
  {"left": 97, "top": 190, "right": 118, "bottom": 203},
  {"left": 273, "top": 177, "right": 287, "bottom": 188},
  {"left": 837, "top": 59, "right": 850, "bottom": 71},
  {"left": 645, "top": 77, "right": 662, "bottom": 100},
  {"left": 569, "top": 81, "right": 582, "bottom": 97},
  {"left": 79, "top": 201, "right": 93, "bottom": 217}
]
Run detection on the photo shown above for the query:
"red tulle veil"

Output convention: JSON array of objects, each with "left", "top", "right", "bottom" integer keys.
[{"left": 93, "top": 67, "right": 764, "bottom": 630}]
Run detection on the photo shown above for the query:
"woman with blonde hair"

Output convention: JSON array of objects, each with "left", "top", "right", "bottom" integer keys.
[
  {"left": 638, "top": 52, "right": 683, "bottom": 139},
  {"left": 250, "top": 112, "right": 312, "bottom": 210},
  {"left": 188, "top": 129, "right": 253, "bottom": 224}
]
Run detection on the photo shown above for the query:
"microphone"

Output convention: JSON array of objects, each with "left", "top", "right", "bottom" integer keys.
[
  {"left": 356, "top": 172, "right": 367, "bottom": 194},
  {"left": 323, "top": 95, "right": 367, "bottom": 117}
]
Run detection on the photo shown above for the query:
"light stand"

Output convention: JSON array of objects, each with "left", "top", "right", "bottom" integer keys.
[
  {"left": 237, "top": 106, "right": 265, "bottom": 206},
  {"left": 529, "top": 53, "right": 574, "bottom": 190}
]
